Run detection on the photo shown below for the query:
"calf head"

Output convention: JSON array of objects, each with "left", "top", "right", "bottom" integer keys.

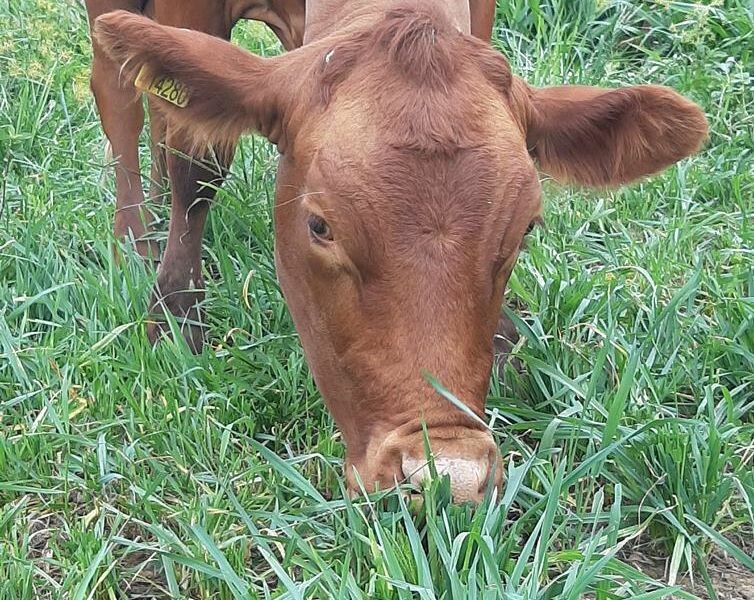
[{"left": 95, "top": 6, "right": 707, "bottom": 502}]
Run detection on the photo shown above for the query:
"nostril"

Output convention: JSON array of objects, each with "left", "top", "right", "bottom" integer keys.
[{"left": 401, "top": 454, "right": 490, "bottom": 503}]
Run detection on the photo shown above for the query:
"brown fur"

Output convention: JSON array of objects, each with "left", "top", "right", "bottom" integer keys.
[
  {"left": 315, "top": 7, "right": 512, "bottom": 153},
  {"left": 87, "top": 0, "right": 708, "bottom": 500},
  {"left": 522, "top": 83, "right": 709, "bottom": 186}
]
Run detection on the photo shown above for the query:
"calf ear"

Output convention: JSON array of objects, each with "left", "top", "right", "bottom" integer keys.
[
  {"left": 94, "top": 10, "right": 299, "bottom": 149},
  {"left": 516, "top": 81, "right": 708, "bottom": 186}
]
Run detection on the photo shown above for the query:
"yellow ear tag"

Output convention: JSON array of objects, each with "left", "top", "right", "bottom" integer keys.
[{"left": 134, "top": 65, "right": 190, "bottom": 108}]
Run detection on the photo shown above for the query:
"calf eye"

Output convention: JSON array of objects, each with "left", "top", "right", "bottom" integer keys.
[{"left": 308, "top": 214, "right": 333, "bottom": 242}]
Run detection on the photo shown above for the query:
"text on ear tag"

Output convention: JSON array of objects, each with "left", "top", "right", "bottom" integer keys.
[{"left": 135, "top": 64, "right": 190, "bottom": 108}]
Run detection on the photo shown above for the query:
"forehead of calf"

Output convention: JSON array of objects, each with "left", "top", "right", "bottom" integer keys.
[
  {"left": 299, "top": 6, "right": 537, "bottom": 261},
  {"left": 314, "top": 7, "right": 514, "bottom": 148}
]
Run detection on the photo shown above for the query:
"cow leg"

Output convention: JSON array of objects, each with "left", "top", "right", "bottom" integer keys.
[
  {"left": 147, "top": 128, "right": 234, "bottom": 352},
  {"left": 469, "top": 0, "right": 496, "bottom": 41},
  {"left": 140, "top": 5, "right": 240, "bottom": 350},
  {"left": 86, "top": 0, "right": 158, "bottom": 259},
  {"left": 147, "top": 97, "right": 169, "bottom": 205}
]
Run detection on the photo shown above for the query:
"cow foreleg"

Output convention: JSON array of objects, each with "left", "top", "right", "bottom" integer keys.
[
  {"left": 147, "top": 129, "right": 234, "bottom": 352},
  {"left": 87, "top": 0, "right": 158, "bottom": 260},
  {"left": 147, "top": 97, "right": 169, "bottom": 205},
  {"left": 469, "top": 0, "right": 496, "bottom": 41}
]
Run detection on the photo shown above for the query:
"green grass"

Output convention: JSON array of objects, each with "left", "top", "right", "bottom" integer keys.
[{"left": 1, "top": 0, "right": 752, "bottom": 597}]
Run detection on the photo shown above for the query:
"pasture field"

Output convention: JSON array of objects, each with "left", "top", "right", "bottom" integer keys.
[{"left": 1, "top": 0, "right": 753, "bottom": 598}]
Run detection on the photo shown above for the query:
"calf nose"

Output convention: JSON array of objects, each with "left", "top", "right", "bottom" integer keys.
[{"left": 401, "top": 451, "right": 500, "bottom": 503}]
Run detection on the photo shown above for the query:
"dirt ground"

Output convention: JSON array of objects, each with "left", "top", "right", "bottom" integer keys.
[
  {"left": 623, "top": 530, "right": 754, "bottom": 600},
  {"left": 22, "top": 493, "right": 754, "bottom": 598}
]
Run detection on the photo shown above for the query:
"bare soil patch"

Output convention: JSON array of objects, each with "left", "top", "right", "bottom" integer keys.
[{"left": 623, "top": 531, "right": 754, "bottom": 599}]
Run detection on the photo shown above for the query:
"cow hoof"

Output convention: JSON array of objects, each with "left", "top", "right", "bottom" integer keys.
[
  {"left": 147, "top": 317, "right": 205, "bottom": 353},
  {"left": 147, "top": 290, "right": 206, "bottom": 353}
]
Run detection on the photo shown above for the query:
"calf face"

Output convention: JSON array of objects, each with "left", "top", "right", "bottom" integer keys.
[{"left": 95, "top": 6, "right": 707, "bottom": 502}]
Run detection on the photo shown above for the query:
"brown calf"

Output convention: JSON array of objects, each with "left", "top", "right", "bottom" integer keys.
[{"left": 90, "top": 0, "right": 707, "bottom": 502}]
